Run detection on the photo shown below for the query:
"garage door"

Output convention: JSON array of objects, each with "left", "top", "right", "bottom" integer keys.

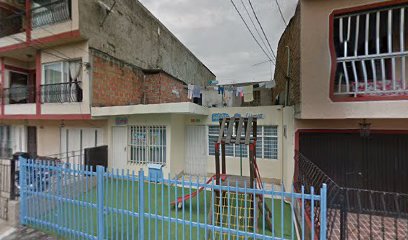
[{"left": 299, "top": 132, "right": 408, "bottom": 194}]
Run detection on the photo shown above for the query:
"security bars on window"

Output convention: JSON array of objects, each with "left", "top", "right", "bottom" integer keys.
[
  {"left": 129, "top": 126, "right": 166, "bottom": 165},
  {"left": 333, "top": 4, "right": 408, "bottom": 97},
  {"left": 208, "top": 126, "right": 278, "bottom": 160}
]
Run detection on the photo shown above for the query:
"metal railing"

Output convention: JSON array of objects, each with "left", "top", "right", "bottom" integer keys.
[
  {"left": 41, "top": 81, "right": 83, "bottom": 103},
  {"left": 31, "top": 0, "right": 71, "bottom": 28},
  {"left": 295, "top": 152, "right": 408, "bottom": 240},
  {"left": 2, "top": 86, "right": 36, "bottom": 104},
  {"left": 19, "top": 158, "right": 328, "bottom": 239},
  {"left": 333, "top": 5, "right": 408, "bottom": 98},
  {"left": 0, "top": 12, "right": 25, "bottom": 38}
]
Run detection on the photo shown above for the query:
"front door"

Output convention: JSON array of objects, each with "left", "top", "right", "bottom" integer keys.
[
  {"left": 185, "top": 126, "right": 207, "bottom": 176},
  {"left": 112, "top": 126, "right": 128, "bottom": 170},
  {"left": 27, "top": 126, "right": 37, "bottom": 157}
]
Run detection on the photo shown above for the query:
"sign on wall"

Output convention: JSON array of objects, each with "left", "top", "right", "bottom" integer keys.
[
  {"left": 211, "top": 113, "right": 265, "bottom": 122},
  {"left": 115, "top": 117, "right": 128, "bottom": 126}
]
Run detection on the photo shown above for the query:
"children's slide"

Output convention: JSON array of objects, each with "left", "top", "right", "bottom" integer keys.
[{"left": 171, "top": 174, "right": 228, "bottom": 207}]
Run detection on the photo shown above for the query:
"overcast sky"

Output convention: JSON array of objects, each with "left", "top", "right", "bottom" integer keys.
[{"left": 139, "top": 0, "right": 298, "bottom": 84}]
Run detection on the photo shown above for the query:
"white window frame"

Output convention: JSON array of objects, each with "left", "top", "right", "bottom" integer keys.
[
  {"left": 333, "top": 4, "right": 408, "bottom": 97},
  {"left": 128, "top": 125, "right": 167, "bottom": 165},
  {"left": 208, "top": 125, "right": 278, "bottom": 160}
]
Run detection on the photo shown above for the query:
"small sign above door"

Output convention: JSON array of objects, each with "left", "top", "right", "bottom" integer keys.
[{"left": 115, "top": 117, "right": 128, "bottom": 126}]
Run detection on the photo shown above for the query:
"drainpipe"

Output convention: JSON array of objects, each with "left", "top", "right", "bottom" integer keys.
[{"left": 284, "top": 46, "right": 291, "bottom": 107}]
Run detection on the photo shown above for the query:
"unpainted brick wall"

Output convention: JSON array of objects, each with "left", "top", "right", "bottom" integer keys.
[
  {"left": 92, "top": 53, "right": 189, "bottom": 107},
  {"left": 273, "top": 3, "right": 301, "bottom": 107},
  {"left": 144, "top": 73, "right": 189, "bottom": 104}
]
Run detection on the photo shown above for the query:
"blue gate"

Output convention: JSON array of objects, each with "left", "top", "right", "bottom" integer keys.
[{"left": 19, "top": 158, "right": 327, "bottom": 239}]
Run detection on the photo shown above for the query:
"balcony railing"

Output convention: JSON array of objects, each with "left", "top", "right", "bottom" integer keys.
[
  {"left": 0, "top": 12, "right": 25, "bottom": 38},
  {"left": 3, "top": 86, "right": 36, "bottom": 104},
  {"left": 41, "top": 81, "right": 83, "bottom": 103},
  {"left": 31, "top": 0, "right": 71, "bottom": 28},
  {"left": 332, "top": 5, "right": 408, "bottom": 99}
]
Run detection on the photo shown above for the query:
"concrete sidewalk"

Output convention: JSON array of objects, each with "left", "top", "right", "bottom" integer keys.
[{"left": 0, "top": 220, "right": 55, "bottom": 240}]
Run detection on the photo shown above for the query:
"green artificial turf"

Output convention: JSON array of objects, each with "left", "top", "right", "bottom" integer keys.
[{"left": 26, "top": 179, "right": 295, "bottom": 239}]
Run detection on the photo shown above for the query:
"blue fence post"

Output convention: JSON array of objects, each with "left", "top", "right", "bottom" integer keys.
[
  {"left": 138, "top": 169, "right": 145, "bottom": 240},
  {"left": 97, "top": 166, "right": 105, "bottom": 240},
  {"left": 19, "top": 156, "right": 27, "bottom": 225},
  {"left": 320, "top": 184, "right": 327, "bottom": 240}
]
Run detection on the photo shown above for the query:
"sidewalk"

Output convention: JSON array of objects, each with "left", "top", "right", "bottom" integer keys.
[{"left": 0, "top": 221, "right": 55, "bottom": 240}]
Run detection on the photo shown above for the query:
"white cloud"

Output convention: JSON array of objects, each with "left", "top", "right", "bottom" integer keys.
[{"left": 139, "top": 0, "right": 298, "bottom": 84}]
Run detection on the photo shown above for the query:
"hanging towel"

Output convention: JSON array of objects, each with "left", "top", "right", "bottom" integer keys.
[
  {"left": 236, "top": 87, "right": 243, "bottom": 97},
  {"left": 192, "top": 85, "right": 201, "bottom": 98},
  {"left": 187, "top": 84, "right": 194, "bottom": 100},
  {"left": 243, "top": 85, "right": 254, "bottom": 102}
]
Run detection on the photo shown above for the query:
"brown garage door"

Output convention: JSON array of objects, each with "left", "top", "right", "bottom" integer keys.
[{"left": 299, "top": 132, "right": 408, "bottom": 194}]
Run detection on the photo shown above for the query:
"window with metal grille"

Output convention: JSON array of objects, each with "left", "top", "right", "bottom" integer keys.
[
  {"left": 208, "top": 125, "right": 277, "bottom": 159},
  {"left": 332, "top": 4, "right": 408, "bottom": 98},
  {"left": 129, "top": 126, "right": 166, "bottom": 165}
]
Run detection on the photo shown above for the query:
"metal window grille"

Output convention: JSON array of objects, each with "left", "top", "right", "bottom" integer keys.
[
  {"left": 208, "top": 126, "right": 277, "bottom": 159},
  {"left": 333, "top": 4, "right": 408, "bottom": 97},
  {"left": 128, "top": 126, "right": 166, "bottom": 165},
  {"left": 256, "top": 126, "right": 278, "bottom": 160}
]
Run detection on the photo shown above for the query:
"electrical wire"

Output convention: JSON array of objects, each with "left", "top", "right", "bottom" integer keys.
[
  {"left": 247, "top": 0, "right": 277, "bottom": 61},
  {"left": 239, "top": 0, "right": 274, "bottom": 59},
  {"left": 230, "top": 0, "right": 273, "bottom": 62},
  {"left": 274, "top": 0, "right": 287, "bottom": 26}
]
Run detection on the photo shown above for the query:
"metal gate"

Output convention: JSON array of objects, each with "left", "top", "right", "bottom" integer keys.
[{"left": 299, "top": 131, "right": 408, "bottom": 194}]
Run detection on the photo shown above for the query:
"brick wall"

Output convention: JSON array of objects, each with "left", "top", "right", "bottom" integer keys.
[
  {"left": 144, "top": 72, "right": 189, "bottom": 104},
  {"left": 92, "top": 51, "right": 189, "bottom": 107},
  {"left": 273, "top": 4, "right": 300, "bottom": 107}
]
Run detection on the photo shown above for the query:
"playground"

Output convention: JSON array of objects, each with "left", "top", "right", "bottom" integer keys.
[{"left": 19, "top": 117, "right": 324, "bottom": 239}]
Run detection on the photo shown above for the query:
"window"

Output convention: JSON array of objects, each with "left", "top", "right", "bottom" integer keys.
[
  {"left": 42, "top": 60, "right": 82, "bottom": 103},
  {"left": 208, "top": 125, "right": 278, "bottom": 159},
  {"left": 129, "top": 126, "right": 167, "bottom": 165},
  {"left": 332, "top": 4, "right": 408, "bottom": 98},
  {"left": 258, "top": 126, "right": 278, "bottom": 159},
  {"left": 8, "top": 71, "right": 32, "bottom": 104}
]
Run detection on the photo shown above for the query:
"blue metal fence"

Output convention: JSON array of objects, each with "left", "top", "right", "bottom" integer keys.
[{"left": 19, "top": 158, "right": 327, "bottom": 240}]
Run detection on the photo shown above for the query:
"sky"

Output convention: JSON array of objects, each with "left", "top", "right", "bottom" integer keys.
[{"left": 138, "top": 0, "right": 298, "bottom": 85}]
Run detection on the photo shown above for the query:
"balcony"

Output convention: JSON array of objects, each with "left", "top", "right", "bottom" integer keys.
[
  {"left": 0, "top": 12, "right": 25, "bottom": 39},
  {"left": 31, "top": 0, "right": 72, "bottom": 29},
  {"left": 41, "top": 81, "right": 83, "bottom": 104},
  {"left": 3, "top": 85, "right": 36, "bottom": 104}
]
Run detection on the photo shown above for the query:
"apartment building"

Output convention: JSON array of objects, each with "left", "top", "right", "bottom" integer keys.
[
  {"left": 0, "top": 0, "right": 216, "bottom": 176},
  {"left": 274, "top": 0, "right": 408, "bottom": 193}
]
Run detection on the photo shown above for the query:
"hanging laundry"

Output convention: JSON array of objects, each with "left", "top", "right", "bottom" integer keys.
[
  {"left": 218, "top": 86, "right": 225, "bottom": 95},
  {"left": 243, "top": 85, "right": 254, "bottom": 102},
  {"left": 236, "top": 87, "right": 243, "bottom": 97},
  {"left": 192, "top": 85, "right": 201, "bottom": 98},
  {"left": 187, "top": 84, "right": 194, "bottom": 100},
  {"left": 224, "top": 90, "right": 233, "bottom": 107}
]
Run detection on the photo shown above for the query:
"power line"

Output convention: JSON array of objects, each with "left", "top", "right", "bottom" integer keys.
[
  {"left": 230, "top": 0, "right": 273, "bottom": 62},
  {"left": 247, "top": 0, "right": 277, "bottom": 61},
  {"left": 239, "top": 0, "right": 274, "bottom": 59},
  {"left": 275, "top": 0, "right": 287, "bottom": 26},
  {"left": 100, "top": 0, "right": 117, "bottom": 27}
]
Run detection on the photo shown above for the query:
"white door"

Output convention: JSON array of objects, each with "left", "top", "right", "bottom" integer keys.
[
  {"left": 185, "top": 126, "right": 207, "bottom": 176},
  {"left": 112, "top": 126, "right": 128, "bottom": 170}
]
